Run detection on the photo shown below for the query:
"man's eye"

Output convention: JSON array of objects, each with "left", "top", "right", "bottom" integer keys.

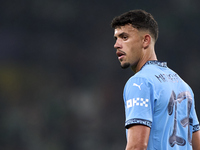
[{"left": 123, "top": 36, "right": 128, "bottom": 40}]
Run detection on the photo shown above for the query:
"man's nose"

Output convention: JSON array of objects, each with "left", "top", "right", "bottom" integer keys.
[{"left": 114, "top": 39, "right": 122, "bottom": 49}]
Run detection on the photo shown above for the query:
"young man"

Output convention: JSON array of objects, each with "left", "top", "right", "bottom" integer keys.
[{"left": 111, "top": 9, "right": 200, "bottom": 150}]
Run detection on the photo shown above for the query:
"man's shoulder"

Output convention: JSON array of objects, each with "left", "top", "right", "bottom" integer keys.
[
  {"left": 129, "top": 67, "right": 157, "bottom": 81},
  {"left": 126, "top": 65, "right": 178, "bottom": 87},
  {"left": 125, "top": 73, "right": 150, "bottom": 88}
]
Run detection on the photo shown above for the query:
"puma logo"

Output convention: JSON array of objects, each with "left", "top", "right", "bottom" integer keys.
[{"left": 133, "top": 83, "right": 143, "bottom": 90}]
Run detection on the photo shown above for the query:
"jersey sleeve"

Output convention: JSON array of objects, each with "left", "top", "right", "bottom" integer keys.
[{"left": 123, "top": 77, "right": 154, "bottom": 129}]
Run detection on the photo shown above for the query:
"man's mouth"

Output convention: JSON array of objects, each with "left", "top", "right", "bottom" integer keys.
[{"left": 116, "top": 51, "right": 125, "bottom": 60}]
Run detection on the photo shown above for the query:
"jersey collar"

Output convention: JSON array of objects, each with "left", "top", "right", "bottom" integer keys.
[{"left": 142, "top": 60, "right": 167, "bottom": 69}]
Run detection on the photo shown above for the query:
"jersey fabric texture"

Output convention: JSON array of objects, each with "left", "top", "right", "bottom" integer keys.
[{"left": 123, "top": 61, "right": 200, "bottom": 150}]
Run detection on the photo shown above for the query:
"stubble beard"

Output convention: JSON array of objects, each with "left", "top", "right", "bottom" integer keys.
[{"left": 121, "top": 62, "right": 130, "bottom": 69}]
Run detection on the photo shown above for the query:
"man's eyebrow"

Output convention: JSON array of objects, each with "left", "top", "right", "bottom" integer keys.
[{"left": 114, "top": 32, "right": 128, "bottom": 39}]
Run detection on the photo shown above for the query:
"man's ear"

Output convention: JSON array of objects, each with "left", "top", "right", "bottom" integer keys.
[{"left": 143, "top": 34, "right": 151, "bottom": 49}]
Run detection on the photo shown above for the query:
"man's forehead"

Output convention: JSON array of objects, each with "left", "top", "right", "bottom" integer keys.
[{"left": 114, "top": 24, "right": 136, "bottom": 35}]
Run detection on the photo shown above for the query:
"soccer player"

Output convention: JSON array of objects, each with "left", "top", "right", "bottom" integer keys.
[{"left": 111, "top": 9, "right": 200, "bottom": 150}]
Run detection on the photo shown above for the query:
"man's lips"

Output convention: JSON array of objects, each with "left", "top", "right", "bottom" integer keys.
[{"left": 116, "top": 51, "right": 126, "bottom": 60}]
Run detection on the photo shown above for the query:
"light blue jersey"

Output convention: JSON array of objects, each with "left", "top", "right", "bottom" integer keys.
[{"left": 123, "top": 61, "right": 200, "bottom": 150}]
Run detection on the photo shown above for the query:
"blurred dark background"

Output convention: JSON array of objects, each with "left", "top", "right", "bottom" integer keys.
[{"left": 0, "top": 0, "right": 200, "bottom": 150}]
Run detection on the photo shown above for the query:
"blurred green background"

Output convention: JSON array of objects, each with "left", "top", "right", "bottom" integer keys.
[{"left": 0, "top": 0, "right": 200, "bottom": 149}]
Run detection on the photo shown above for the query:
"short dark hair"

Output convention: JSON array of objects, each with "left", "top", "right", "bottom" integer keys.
[{"left": 111, "top": 9, "right": 159, "bottom": 42}]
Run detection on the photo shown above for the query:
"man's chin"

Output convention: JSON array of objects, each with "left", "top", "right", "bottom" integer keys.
[{"left": 121, "top": 63, "right": 130, "bottom": 69}]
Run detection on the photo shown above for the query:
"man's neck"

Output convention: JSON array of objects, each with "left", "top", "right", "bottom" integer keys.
[{"left": 132, "top": 48, "right": 157, "bottom": 73}]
